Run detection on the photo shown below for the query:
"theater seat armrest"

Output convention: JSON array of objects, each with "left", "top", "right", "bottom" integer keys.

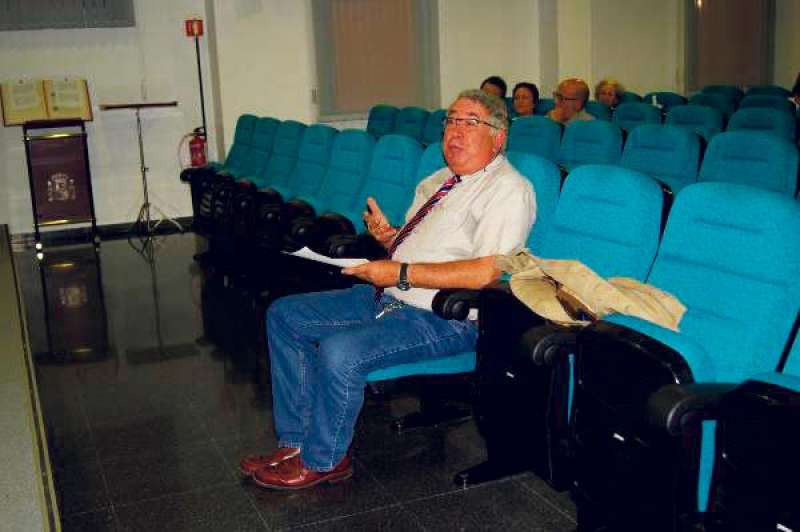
[
  {"left": 520, "top": 323, "right": 580, "bottom": 366},
  {"left": 432, "top": 289, "right": 480, "bottom": 321},
  {"left": 327, "top": 233, "right": 388, "bottom": 260},
  {"left": 646, "top": 382, "right": 739, "bottom": 436}
]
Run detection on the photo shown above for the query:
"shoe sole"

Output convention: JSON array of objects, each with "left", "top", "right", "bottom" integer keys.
[{"left": 251, "top": 469, "right": 353, "bottom": 490}]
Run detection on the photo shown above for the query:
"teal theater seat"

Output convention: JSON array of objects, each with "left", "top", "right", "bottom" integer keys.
[
  {"left": 585, "top": 101, "right": 612, "bottom": 121},
  {"left": 698, "top": 131, "right": 799, "bottom": 196},
  {"left": 620, "top": 124, "right": 701, "bottom": 195},
  {"left": 251, "top": 120, "right": 306, "bottom": 190},
  {"left": 264, "top": 124, "right": 337, "bottom": 202},
  {"left": 702, "top": 331, "right": 800, "bottom": 531},
  {"left": 569, "top": 182, "right": 800, "bottom": 532},
  {"left": 393, "top": 106, "right": 429, "bottom": 142},
  {"left": 366, "top": 104, "right": 398, "bottom": 138},
  {"left": 454, "top": 164, "right": 665, "bottom": 488},
  {"left": 738, "top": 94, "right": 795, "bottom": 115},
  {"left": 612, "top": 102, "right": 662, "bottom": 133},
  {"left": 507, "top": 115, "right": 562, "bottom": 162},
  {"left": 665, "top": 104, "right": 724, "bottom": 143},
  {"left": 727, "top": 107, "right": 797, "bottom": 142},
  {"left": 421, "top": 109, "right": 446, "bottom": 146},
  {"left": 559, "top": 120, "right": 623, "bottom": 172}
]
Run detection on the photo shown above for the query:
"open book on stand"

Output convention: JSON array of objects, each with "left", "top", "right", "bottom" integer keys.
[{"left": 1, "top": 79, "right": 92, "bottom": 126}]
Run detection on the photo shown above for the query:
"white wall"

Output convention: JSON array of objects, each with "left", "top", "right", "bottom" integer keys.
[
  {"left": 2, "top": 0, "right": 797, "bottom": 236},
  {"left": 0, "top": 0, "right": 215, "bottom": 235},
  {"left": 210, "top": 0, "right": 317, "bottom": 150},
  {"left": 590, "top": 0, "right": 685, "bottom": 96},
  {"left": 557, "top": 0, "right": 592, "bottom": 86},
  {"left": 438, "top": 0, "right": 543, "bottom": 105},
  {"left": 774, "top": 0, "right": 800, "bottom": 90},
  {"left": 554, "top": 0, "right": 685, "bottom": 97}
]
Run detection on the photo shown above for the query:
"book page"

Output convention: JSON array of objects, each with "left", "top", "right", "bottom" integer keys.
[
  {"left": 44, "top": 79, "right": 93, "bottom": 121},
  {"left": 0, "top": 80, "right": 48, "bottom": 125}
]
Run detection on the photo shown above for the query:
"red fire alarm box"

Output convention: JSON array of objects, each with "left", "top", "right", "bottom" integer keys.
[{"left": 184, "top": 18, "right": 203, "bottom": 37}]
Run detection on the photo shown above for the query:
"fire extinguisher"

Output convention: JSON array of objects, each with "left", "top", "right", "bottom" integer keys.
[{"left": 189, "top": 127, "right": 207, "bottom": 167}]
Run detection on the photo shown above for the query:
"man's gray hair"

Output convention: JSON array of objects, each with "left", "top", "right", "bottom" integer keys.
[{"left": 455, "top": 89, "right": 509, "bottom": 131}]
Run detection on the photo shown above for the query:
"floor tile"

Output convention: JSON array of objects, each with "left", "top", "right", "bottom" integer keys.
[
  {"left": 52, "top": 459, "right": 111, "bottom": 516},
  {"left": 61, "top": 509, "right": 118, "bottom": 532},
  {"left": 245, "top": 463, "right": 395, "bottom": 530},
  {"left": 405, "top": 481, "right": 576, "bottom": 531},
  {"left": 294, "top": 505, "right": 423, "bottom": 532},
  {"left": 114, "top": 484, "right": 267, "bottom": 532},
  {"left": 101, "top": 441, "right": 232, "bottom": 505},
  {"left": 19, "top": 234, "right": 581, "bottom": 531}
]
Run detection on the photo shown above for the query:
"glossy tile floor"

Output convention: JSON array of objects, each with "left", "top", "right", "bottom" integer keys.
[{"left": 17, "top": 232, "right": 577, "bottom": 531}]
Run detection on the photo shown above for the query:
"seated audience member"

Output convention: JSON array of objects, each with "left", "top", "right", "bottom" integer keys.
[
  {"left": 240, "top": 89, "right": 536, "bottom": 490},
  {"left": 547, "top": 78, "right": 595, "bottom": 125},
  {"left": 480, "top": 75, "right": 508, "bottom": 99},
  {"left": 595, "top": 78, "right": 625, "bottom": 109},
  {"left": 512, "top": 81, "right": 540, "bottom": 118}
]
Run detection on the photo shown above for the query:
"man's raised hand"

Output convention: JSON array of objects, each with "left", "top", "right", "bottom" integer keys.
[{"left": 363, "top": 197, "right": 398, "bottom": 247}]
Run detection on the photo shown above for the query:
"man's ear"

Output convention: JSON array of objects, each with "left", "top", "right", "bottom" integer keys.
[{"left": 493, "top": 128, "right": 508, "bottom": 153}]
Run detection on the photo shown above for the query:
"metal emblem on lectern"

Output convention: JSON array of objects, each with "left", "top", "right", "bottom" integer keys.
[{"left": 47, "top": 172, "right": 77, "bottom": 202}]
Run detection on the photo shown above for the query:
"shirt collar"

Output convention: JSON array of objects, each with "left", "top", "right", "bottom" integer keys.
[{"left": 455, "top": 153, "right": 506, "bottom": 182}]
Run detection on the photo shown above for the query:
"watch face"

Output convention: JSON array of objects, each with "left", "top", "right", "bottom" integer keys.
[{"left": 397, "top": 280, "right": 411, "bottom": 291}]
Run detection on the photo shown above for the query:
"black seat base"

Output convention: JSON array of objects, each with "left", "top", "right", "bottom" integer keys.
[
  {"left": 391, "top": 402, "right": 472, "bottom": 434},
  {"left": 454, "top": 459, "right": 532, "bottom": 488}
]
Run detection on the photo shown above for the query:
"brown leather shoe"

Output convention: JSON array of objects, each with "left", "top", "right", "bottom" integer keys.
[
  {"left": 239, "top": 447, "right": 300, "bottom": 477},
  {"left": 252, "top": 454, "right": 353, "bottom": 490}
]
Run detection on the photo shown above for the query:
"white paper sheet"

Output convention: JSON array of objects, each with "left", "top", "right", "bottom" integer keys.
[{"left": 284, "top": 246, "right": 369, "bottom": 268}]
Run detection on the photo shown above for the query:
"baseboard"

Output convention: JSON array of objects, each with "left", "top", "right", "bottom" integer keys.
[{"left": 11, "top": 217, "right": 195, "bottom": 247}]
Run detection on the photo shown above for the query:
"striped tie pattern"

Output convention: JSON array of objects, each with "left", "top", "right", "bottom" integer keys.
[{"left": 374, "top": 174, "right": 461, "bottom": 304}]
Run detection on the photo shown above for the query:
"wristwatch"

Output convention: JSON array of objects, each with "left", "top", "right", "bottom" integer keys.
[{"left": 397, "top": 263, "right": 412, "bottom": 291}]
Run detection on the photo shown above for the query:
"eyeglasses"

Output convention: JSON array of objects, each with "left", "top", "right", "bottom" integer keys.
[
  {"left": 553, "top": 92, "right": 582, "bottom": 102},
  {"left": 442, "top": 116, "right": 499, "bottom": 130}
]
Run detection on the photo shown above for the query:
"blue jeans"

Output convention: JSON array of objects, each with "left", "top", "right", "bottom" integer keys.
[{"left": 266, "top": 284, "right": 478, "bottom": 471}]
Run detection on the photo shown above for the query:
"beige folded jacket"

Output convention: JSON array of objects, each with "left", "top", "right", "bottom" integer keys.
[{"left": 496, "top": 251, "right": 686, "bottom": 331}]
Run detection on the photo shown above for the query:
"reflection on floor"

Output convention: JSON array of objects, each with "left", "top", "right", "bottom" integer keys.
[{"left": 18, "top": 232, "right": 577, "bottom": 531}]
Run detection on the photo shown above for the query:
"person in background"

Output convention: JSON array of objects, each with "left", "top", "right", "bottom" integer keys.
[
  {"left": 480, "top": 75, "right": 508, "bottom": 99},
  {"left": 791, "top": 72, "right": 800, "bottom": 107},
  {"left": 511, "top": 81, "right": 540, "bottom": 118},
  {"left": 595, "top": 78, "right": 625, "bottom": 109},
  {"left": 239, "top": 89, "right": 536, "bottom": 491},
  {"left": 547, "top": 78, "right": 595, "bottom": 125}
]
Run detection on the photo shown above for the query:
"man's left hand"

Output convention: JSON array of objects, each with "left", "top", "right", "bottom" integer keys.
[{"left": 342, "top": 260, "right": 401, "bottom": 287}]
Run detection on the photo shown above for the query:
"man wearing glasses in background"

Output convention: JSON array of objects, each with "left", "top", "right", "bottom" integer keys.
[
  {"left": 547, "top": 77, "right": 595, "bottom": 125},
  {"left": 240, "top": 89, "right": 536, "bottom": 490}
]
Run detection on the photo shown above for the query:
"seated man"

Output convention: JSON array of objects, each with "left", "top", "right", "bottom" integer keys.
[
  {"left": 480, "top": 75, "right": 508, "bottom": 99},
  {"left": 547, "top": 77, "right": 595, "bottom": 124},
  {"left": 240, "top": 89, "right": 536, "bottom": 490}
]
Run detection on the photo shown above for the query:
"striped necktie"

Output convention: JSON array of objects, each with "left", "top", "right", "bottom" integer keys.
[{"left": 375, "top": 174, "right": 461, "bottom": 304}]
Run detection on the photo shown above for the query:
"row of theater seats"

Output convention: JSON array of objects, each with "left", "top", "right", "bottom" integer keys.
[
  {"left": 524, "top": 83, "right": 798, "bottom": 121},
  {"left": 365, "top": 84, "right": 797, "bottom": 148},
  {"left": 365, "top": 104, "right": 445, "bottom": 145},
  {"left": 185, "top": 135, "right": 800, "bottom": 532},
  {"left": 368, "top": 96, "right": 798, "bottom": 151},
  {"left": 181, "top": 111, "right": 797, "bottom": 280},
  {"left": 437, "top": 173, "right": 800, "bottom": 532},
  {"left": 577, "top": 100, "right": 797, "bottom": 143},
  {"left": 182, "top": 107, "right": 800, "bottom": 531},
  {"left": 184, "top": 108, "right": 800, "bottom": 220},
  {"left": 509, "top": 115, "right": 799, "bottom": 196}
]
